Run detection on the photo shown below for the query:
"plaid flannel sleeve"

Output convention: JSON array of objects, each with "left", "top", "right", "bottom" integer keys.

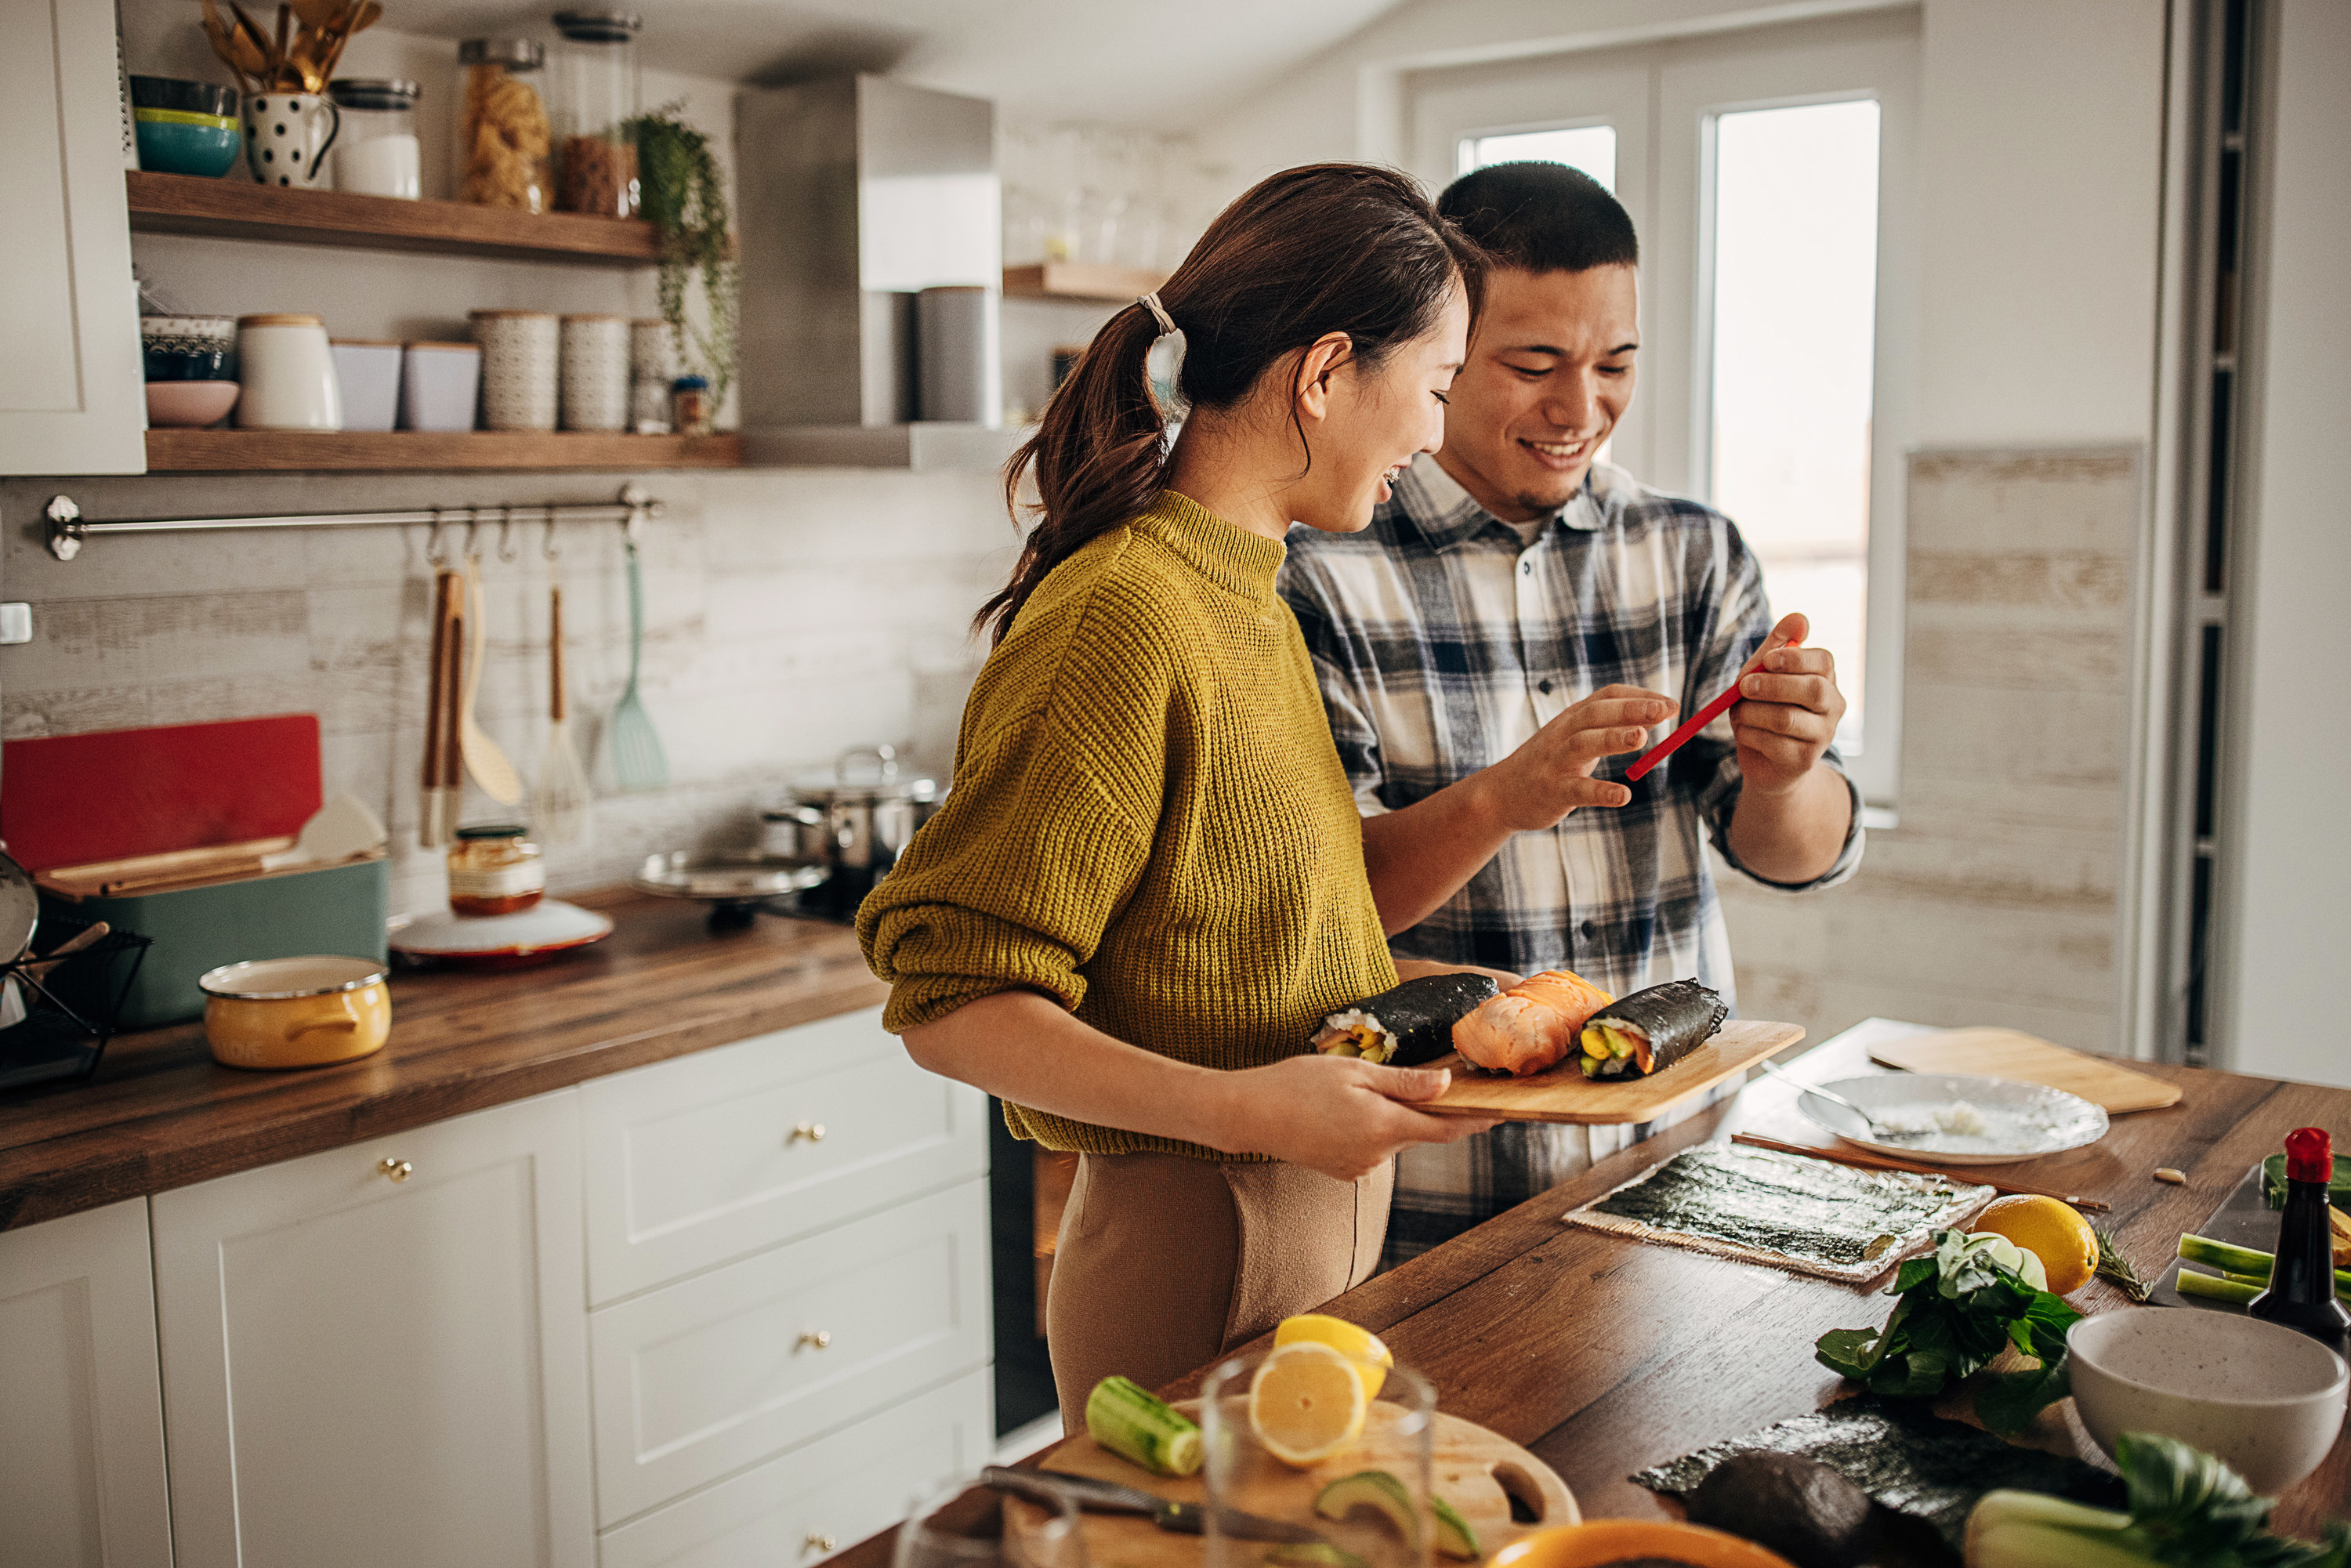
[
  {"left": 1278, "top": 557, "right": 1392, "bottom": 816},
  {"left": 1684, "top": 527, "right": 1865, "bottom": 893}
]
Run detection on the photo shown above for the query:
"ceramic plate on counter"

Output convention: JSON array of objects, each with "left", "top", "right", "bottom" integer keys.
[
  {"left": 389, "top": 899, "right": 613, "bottom": 968},
  {"left": 1797, "top": 1072, "right": 2109, "bottom": 1165}
]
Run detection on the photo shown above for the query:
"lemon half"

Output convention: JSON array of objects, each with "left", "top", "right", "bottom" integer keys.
[{"left": 1248, "top": 1341, "right": 1368, "bottom": 1468}]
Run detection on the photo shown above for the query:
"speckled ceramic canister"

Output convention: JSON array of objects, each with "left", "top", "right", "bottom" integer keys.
[
  {"left": 469, "top": 310, "right": 558, "bottom": 431},
  {"left": 558, "top": 313, "right": 629, "bottom": 432}
]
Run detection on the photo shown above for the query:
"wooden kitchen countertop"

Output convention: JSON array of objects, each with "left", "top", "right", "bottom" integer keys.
[{"left": 0, "top": 888, "right": 887, "bottom": 1232}]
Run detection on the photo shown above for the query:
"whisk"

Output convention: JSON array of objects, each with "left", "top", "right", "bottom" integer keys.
[{"left": 531, "top": 571, "right": 592, "bottom": 844}]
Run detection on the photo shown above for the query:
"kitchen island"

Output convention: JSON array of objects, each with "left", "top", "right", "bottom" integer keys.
[{"left": 857, "top": 1025, "right": 2351, "bottom": 1559}]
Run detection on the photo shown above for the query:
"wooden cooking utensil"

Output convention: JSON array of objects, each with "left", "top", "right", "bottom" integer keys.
[
  {"left": 458, "top": 555, "right": 523, "bottom": 806},
  {"left": 421, "top": 568, "right": 458, "bottom": 846},
  {"left": 1730, "top": 1132, "right": 2111, "bottom": 1211}
]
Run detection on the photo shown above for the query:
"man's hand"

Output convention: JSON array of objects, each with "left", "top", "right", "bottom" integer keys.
[
  {"left": 1479, "top": 683, "right": 1679, "bottom": 831},
  {"left": 1730, "top": 612, "right": 1846, "bottom": 797}
]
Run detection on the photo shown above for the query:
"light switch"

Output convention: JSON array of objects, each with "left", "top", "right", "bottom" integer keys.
[{"left": 0, "top": 604, "right": 28, "bottom": 646}]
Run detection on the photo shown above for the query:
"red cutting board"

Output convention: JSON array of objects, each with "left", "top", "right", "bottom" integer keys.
[{"left": 0, "top": 715, "right": 321, "bottom": 872}]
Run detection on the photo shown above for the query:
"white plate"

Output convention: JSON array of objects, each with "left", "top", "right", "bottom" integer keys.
[
  {"left": 1796, "top": 1071, "right": 2110, "bottom": 1164},
  {"left": 389, "top": 898, "right": 614, "bottom": 966}
]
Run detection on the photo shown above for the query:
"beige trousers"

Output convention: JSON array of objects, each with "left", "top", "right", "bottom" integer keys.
[{"left": 1045, "top": 1150, "right": 1393, "bottom": 1432}]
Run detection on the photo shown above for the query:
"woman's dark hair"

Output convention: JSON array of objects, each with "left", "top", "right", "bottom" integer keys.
[{"left": 978, "top": 162, "right": 1482, "bottom": 644}]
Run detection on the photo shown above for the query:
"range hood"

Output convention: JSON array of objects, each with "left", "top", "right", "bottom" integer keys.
[{"left": 735, "top": 75, "right": 1014, "bottom": 469}]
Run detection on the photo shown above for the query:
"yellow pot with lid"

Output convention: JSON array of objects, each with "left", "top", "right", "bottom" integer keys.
[{"left": 199, "top": 956, "right": 391, "bottom": 1070}]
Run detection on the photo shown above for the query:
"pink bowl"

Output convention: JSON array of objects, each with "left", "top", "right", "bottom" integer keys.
[{"left": 146, "top": 380, "right": 241, "bottom": 428}]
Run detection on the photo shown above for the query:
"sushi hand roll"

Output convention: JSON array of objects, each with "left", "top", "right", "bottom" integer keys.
[
  {"left": 1452, "top": 969, "right": 1616, "bottom": 1076},
  {"left": 1312, "top": 972, "right": 1502, "bottom": 1066},
  {"left": 1577, "top": 980, "right": 1728, "bottom": 1081}
]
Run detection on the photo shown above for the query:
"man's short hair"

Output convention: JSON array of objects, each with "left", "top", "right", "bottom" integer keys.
[{"left": 1437, "top": 161, "right": 1639, "bottom": 273}]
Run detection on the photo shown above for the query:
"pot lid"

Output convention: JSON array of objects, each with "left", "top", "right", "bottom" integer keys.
[{"left": 788, "top": 745, "right": 939, "bottom": 806}]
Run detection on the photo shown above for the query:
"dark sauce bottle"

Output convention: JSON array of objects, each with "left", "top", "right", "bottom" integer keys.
[{"left": 2249, "top": 1126, "right": 2349, "bottom": 1349}]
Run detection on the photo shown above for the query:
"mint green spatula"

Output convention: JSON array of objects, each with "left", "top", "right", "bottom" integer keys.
[{"left": 608, "top": 534, "right": 668, "bottom": 791}]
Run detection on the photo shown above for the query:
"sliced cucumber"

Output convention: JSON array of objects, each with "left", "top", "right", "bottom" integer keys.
[
  {"left": 1084, "top": 1375, "right": 1201, "bottom": 1477},
  {"left": 1430, "top": 1494, "right": 1481, "bottom": 1561},
  {"left": 1313, "top": 1470, "right": 1415, "bottom": 1541}
]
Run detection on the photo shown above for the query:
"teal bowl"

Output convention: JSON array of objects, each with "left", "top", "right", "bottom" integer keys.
[{"left": 135, "top": 110, "right": 242, "bottom": 178}]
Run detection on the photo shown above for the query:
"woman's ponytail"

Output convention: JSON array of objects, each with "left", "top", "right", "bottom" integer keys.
[{"left": 978, "top": 163, "right": 1481, "bottom": 646}]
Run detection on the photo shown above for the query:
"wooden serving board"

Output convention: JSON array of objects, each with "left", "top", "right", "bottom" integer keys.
[
  {"left": 1867, "top": 1027, "right": 2183, "bottom": 1114},
  {"left": 1004, "top": 1400, "right": 1577, "bottom": 1568},
  {"left": 1423, "top": 1019, "right": 1805, "bottom": 1123}
]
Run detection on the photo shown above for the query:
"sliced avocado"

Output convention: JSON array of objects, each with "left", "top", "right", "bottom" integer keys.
[
  {"left": 1265, "top": 1545, "right": 1367, "bottom": 1568},
  {"left": 1581, "top": 1055, "right": 1607, "bottom": 1078},
  {"left": 1313, "top": 1470, "right": 1417, "bottom": 1542},
  {"left": 1429, "top": 1494, "right": 1481, "bottom": 1562}
]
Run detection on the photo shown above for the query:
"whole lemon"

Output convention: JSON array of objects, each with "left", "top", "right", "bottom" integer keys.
[{"left": 1971, "top": 1193, "right": 2099, "bottom": 1295}]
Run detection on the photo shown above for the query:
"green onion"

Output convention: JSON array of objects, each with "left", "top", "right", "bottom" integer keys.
[
  {"left": 2175, "top": 1268, "right": 2262, "bottom": 1305},
  {"left": 2177, "top": 1233, "right": 2351, "bottom": 1298}
]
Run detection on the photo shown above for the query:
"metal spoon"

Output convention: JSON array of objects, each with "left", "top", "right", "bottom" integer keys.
[{"left": 1757, "top": 1057, "right": 1912, "bottom": 1142}]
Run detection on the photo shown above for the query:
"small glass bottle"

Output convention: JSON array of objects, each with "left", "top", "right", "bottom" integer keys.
[
  {"left": 671, "top": 374, "right": 712, "bottom": 436},
  {"left": 447, "top": 824, "right": 545, "bottom": 916},
  {"left": 455, "top": 39, "right": 550, "bottom": 212},
  {"left": 2250, "top": 1126, "right": 2351, "bottom": 1349},
  {"left": 328, "top": 78, "right": 422, "bottom": 198},
  {"left": 551, "top": 9, "right": 642, "bottom": 218}
]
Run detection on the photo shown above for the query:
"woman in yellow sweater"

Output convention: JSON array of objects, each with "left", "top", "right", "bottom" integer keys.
[{"left": 858, "top": 164, "right": 1501, "bottom": 1424}]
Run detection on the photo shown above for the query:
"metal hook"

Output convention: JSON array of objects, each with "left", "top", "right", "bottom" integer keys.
[
  {"left": 425, "top": 509, "right": 448, "bottom": 567},
  {"left": 542, "top": 515, "right": 561, "bottom": 563},
  {"left": 464, "top": 513, "right": 481, "bottom": 560},
  {"left": 497, "top": 505, "right": 519, "bottom": 563}
]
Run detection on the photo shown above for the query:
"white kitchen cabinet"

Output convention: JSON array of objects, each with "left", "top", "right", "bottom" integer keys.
[
  {"left": 596, "top": 1367, "right": 992, "bottom": 1568},
  {"left": 0, "top": 1198, "right": 173, "bottom": 1568},
  {"left": 588, "top": 1176, "right": 991, "bottom": 1526},
  {"left": 150, "top": 1090, "right": 596, "bottom": 1568},
  {"left": 0, "top": 0, "right": 145, "bottom": 475},
  {"left": 578, "top": 1005, "right": 989, "bottom": 1304}
]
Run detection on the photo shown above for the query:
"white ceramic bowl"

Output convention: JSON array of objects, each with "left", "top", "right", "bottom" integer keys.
[{"left": 2068, "top": 1306, "right": 2348, "bottom": 1494}]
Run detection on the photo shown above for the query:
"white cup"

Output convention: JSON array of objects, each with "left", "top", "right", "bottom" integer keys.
[
  {"left": 243, "top": 92, "right": 339, "bottom": 188},
  {"left": 236, "top": 314, "right": 342, "bottom": 429}
]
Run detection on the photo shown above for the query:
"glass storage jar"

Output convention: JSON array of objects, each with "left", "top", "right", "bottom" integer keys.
[
  {"left": 551, "top": 9, "right": 641, "bottom": 218},
  {"left": 455, "top": 38, "right": 549, "bottom": 212},
  {"left": 328, "top": 78, "right": 421, "bottom": 197},
  {"left": 447, "top": 825, "right": 545, "bottom": 915}
]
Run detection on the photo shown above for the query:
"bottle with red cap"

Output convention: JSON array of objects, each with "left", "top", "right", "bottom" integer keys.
[{"left": 2248, "top": 1126, "right": 2350, "bottom": 1347}]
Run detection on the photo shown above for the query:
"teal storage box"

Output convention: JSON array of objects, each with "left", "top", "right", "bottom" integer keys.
[{"left": 39, "top": 856, "right": 389, "bottom": 1030}]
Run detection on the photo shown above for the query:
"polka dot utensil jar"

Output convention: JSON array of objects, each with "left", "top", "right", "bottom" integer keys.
[
  {"left": 470, "top": 310, "right": 559, "bottom": 431},
  {"left": 244, "top": 92, "right": 341, "bottom": 187}
]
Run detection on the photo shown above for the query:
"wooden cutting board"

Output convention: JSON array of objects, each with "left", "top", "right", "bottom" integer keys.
[
  {"left": 1002, "top": 1399, "right": 1577, "bottom": 1568},
  {"left": 1424, "top": 1018, "right": 1806, "bottom": 1123},
  {"left": 1867, "top": 1027, "right": 2183, "bottom": 1114}
]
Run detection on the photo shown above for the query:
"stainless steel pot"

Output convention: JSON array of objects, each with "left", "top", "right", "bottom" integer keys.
[{"left": 762, "top": 746, "right": 942, "bottom": 911}]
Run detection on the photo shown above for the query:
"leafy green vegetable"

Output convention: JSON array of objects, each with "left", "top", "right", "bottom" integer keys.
[
  {"left": 1816, "top": 1229, "right": 2085, "bottom": 1436},
  {"left": 1964, "top": 1432, "right": 2351, "bottom": 1567}
]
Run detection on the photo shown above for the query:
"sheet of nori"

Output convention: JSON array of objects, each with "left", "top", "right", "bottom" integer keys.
[
  {"left": 1316, "top": 972, "right": 1500, "bottom": 1065},
  {"left": 1587, "top": 978, "right": 1727, "bottom": 1075},
  {"left": 1630, "top": 1392, "right": 2125, "bottom": 1555}
]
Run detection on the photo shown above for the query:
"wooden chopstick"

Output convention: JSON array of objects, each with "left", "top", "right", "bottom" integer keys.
[{"left": 1731, "top": 1132, "right": 2111, "bottom": 1212}]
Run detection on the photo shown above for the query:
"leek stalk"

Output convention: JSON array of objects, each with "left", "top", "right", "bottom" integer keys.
[
  {"left": 2175, "top": 1269, "right": 2261, "bottom": 1305},
  {"left": 2176, "top": 1233, "right": 2351, "bottom": 1298}
]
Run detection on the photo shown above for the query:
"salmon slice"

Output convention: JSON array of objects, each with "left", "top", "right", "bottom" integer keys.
[{"left": 1451, "top": 969, "right": 1616, "bottom": 1076}]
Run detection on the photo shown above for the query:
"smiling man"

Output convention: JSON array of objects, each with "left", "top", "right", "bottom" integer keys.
[{"left": 1278, "top": 160, "right": 1865, "bottom": 1264}]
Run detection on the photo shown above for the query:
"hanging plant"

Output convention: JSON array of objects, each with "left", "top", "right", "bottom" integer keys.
[{"left": 627, "top": 103, "right": 739, "bottom": 410}]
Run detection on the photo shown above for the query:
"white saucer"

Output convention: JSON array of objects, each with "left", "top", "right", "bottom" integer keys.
[
  {"left": 1796, "top": 1071, "right": 2110, "bottom": 1165},
  {"left": 389, "top": 899, "right": 614, "bottom": 967}
]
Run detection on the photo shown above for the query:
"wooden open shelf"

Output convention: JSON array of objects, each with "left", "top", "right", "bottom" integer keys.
[
  {"left": 1002, "top": 262, "right": 1168, "bottom": 302},
  {"left": 125, "top": 171, "right": 661, "bottom": 265},
  {"left": 145, "top": 429, "right": 741, "bottom": 472}
]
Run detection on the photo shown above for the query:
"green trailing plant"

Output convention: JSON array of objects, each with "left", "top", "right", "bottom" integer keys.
[{"left": 628, "top": 103, "right": 738, "bottom": 408}]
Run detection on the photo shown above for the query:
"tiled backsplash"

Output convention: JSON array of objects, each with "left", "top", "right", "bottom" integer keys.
[{"left": 1, "top": 469, "right": 1013, "bottom": 916}]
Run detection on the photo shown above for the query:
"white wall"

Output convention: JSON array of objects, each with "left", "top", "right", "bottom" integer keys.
[{"left": 2222, "top": 0, "right": 2351, "bottom": 1089}]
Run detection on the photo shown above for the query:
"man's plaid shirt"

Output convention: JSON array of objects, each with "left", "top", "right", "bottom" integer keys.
[{"left": 1278, "top": 454, "right": 1864, "bottom": 1263}]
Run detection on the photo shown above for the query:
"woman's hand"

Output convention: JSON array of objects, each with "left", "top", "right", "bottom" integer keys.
[{"left": 1208, "top": 1054, "right": 1502, "bottom": 1182}]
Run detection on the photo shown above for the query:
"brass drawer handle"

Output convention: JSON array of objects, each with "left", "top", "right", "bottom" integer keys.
[
  {"left": 797, "top": 1328, "right": 832, "bottom": 1350},
  {"left": 805, "top": 1533, "right": 836, "bottom": 1555},
  {"left": 789, "top": 1121, "right": 827, "bottom": 1144},
  {"left": 379, "top": 1158, "right": 413, "bottom": 1183}
]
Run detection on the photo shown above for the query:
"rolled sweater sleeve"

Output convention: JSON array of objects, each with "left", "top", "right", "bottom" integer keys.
[{"left": 857, "top": 704, "right": 1159, "bottom": 1034}]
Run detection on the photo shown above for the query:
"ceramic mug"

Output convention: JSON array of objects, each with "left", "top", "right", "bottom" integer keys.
[
  {"left": 237, "top": 313, "right": 342, "bottom": 429},
  {"left": 200, "top": 956, "right": 391, "bottom": 1070},
  {"left": 243, "top": 92, "right": 339, "bottom": 187}
]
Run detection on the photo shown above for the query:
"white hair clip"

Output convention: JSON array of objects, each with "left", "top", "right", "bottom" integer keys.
[{"left": 1139, "top": 292, "right": 1190, "bottom": 425}]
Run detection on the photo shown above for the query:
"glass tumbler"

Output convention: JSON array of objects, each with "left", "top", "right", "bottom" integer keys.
[
  {"left": 1201, "top": 1346, "right": 1435, "bottom": 1568},
  {"left": 897, "top": 1476, "right": 1087, "bottom": 1568}
]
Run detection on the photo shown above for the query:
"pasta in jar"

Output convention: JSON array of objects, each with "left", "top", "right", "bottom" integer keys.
[{"left": 455, "top": 40, "right": 550, "bottom": 212}]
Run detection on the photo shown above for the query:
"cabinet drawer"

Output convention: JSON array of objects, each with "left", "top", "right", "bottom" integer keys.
[
  {"left": 597, "top": 1366, "right": 991, "bottom": 1567},
  {"left": 581, "top": 1006, "right": 988, "bottom": 1303},
  {"left": 589, "top": 1177, "right": 991, "bottom": 1525}
]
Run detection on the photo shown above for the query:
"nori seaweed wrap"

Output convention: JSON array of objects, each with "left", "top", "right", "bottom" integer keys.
[
  {"left": 1577, "top": 979, "right": 1727, "bottom": 1080},
  {"left": 1311, "top": 972, "right": 1501, "bottom": 1066}
]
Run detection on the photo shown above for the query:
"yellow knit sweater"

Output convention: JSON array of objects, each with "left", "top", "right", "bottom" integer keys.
[{"left": 857, "top": 491, "right": 1398, "bottom": 1159}]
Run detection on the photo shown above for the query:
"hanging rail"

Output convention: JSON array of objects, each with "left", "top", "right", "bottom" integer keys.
[{"left": 41, "top": 483, "right": 661, "bottom": 563}]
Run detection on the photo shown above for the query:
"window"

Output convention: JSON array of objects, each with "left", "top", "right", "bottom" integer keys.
[{"left": 1458, "top": 124, "right": 1618, "bottom": 190}]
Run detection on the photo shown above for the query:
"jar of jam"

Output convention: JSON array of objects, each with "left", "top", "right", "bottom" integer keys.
[{"left": 447, "top": 824, "right": 545, "bottom": 914}]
